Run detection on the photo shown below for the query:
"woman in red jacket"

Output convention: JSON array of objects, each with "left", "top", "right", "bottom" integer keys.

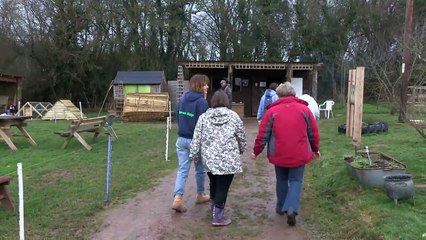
[{"left": 252, "top": 82, "right": 320, "bottom": 227}]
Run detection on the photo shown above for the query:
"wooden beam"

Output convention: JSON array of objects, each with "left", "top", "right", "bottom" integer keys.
[{"left": 352, "top": 67, "right": 365, "bottom": 147}]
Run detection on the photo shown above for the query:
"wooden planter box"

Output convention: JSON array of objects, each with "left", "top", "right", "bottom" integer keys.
[{"left": 344, "top": 151, "right": 406, "bottom": 187}]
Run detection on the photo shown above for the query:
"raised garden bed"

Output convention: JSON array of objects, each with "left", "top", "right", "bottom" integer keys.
[{"left": 344, "top": 151, "right": 406, "bottom": 186}]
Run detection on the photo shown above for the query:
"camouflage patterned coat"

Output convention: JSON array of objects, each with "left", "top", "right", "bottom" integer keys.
[{"left": 189, "top": 107, "right": 247, "bottom": 175}]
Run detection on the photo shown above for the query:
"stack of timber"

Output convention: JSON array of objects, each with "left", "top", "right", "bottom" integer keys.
[
  {"left": 42, "top": 100, "right": 86, "bottom": 120},
  {"left": 122, "top": 93, "right": 169, "bottom": 121}
]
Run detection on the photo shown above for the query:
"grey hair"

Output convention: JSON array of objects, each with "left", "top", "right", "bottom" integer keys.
[{"left": 276, "top": 82, "right": 296, "bottom": 97}]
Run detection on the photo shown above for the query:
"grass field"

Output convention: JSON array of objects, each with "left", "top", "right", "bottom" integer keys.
[
  {"left": 303, "top": 103, "right": 426, "bottom": 239},
  {"left": 0, "top": 118, "right": 178, "bottom": 239},
  {"left": 0, "top": 104, "right": 425, "bottom": 239}
]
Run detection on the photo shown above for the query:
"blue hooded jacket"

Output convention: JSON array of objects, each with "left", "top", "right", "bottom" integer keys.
[
  {"left": 177, "top": 91, "right": 208, "bottom": 139},
  {"left": 256, "top": 89, "right": 279, "bottom": 120}
]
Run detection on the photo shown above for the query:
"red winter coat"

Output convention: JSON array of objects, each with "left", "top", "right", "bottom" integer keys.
[{"left": 253, "top": 96, "right": 320, "bottom": 168}]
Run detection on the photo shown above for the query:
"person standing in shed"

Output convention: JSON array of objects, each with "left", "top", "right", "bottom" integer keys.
[{"left": 220, "top": 79, "right": 232, "bottom": 109}]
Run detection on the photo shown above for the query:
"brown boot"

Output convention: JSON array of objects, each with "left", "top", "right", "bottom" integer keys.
[
  {"left": 195, "top": 194, "right": 210, "bottom": 204},
  {"left": 172, "top": 195, "right": 187, "bottom": 213}
]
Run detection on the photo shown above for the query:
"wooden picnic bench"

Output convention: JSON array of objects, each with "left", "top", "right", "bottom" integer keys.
[
  {"left": 0, "top": 116, "right": 37, "bottom": 151},
  {"left": 0, "top": 176, "right": 14, "bottom": 210},
  {"left": 55, "top": 116, "right": 107, "bottom": 151}
]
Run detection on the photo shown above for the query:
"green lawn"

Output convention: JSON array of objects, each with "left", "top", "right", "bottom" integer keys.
[
  {"left": 303, "top": 103, "right": 426, "bottom": 239},
  {"left": 0, "top": 104, "right": 425, "bottom": 239},
  {"left": 0, "top": 119, "right": 178, "bottom": 239}
]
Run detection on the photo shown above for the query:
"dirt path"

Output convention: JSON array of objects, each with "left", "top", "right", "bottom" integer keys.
[{"left": 92, "top": 118, "right": 313, "bottom": 240}]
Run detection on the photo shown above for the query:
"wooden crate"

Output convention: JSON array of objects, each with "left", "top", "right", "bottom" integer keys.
[{"left": 232, "top": 102, "right": 244, "bottom": 118}]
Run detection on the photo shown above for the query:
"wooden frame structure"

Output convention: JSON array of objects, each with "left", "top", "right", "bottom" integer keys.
[
  {"left": 346, "top": 67, "right": 365, "bottom": 147},
  {"left": 407, "top": 86, "right": 426, "bottom": 106},
  {"left": 176, "top": 61, "right": 321, "bottom": 117},
  {"left": 16, "top": 102, "right": 53, "bottom": 118},
  {"left": 0, "top": 74, "right": 22, "bottom": 112}
]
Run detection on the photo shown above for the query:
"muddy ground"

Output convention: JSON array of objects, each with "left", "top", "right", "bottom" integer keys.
[{"left": 91, "top": 118, "right": 317, "bottom": 240}]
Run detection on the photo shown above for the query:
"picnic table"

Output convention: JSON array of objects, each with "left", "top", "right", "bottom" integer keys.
[
  {"left": 55, "top": 116, "right": 107, "bottom": 151},
  {"left": 0, "top": 116, "right": 37, "bottom": 151}
]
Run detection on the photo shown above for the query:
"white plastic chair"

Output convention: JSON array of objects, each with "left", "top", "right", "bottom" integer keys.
[{"left": 319, "top": 100, "right": 334, "bottom": 119}]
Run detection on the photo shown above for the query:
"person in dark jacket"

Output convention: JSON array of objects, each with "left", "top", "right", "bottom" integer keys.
[
  {"left": 220, "top": 79, "right": 232, "bottom": 109},
  {"left": 172, "top": 74, "right": 210, "bottom": 213},
  {"left": 252, "top": 82, "right": 320, "bottom": 226}
]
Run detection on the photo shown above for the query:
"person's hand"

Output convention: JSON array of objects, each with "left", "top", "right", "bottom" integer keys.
[
  {"left": 251, "top": 153, "right": 256, "bottom": 160},
  {"left": 315, "top": 151, "right": 321, "bottom": 160}
]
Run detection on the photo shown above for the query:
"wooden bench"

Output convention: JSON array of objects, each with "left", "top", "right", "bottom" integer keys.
[
  {"left": 55, "top": 116, "right": 107, "bottom": 151},
  {"left": 0, "top": 176, "right": 14, "bottom": 210}
]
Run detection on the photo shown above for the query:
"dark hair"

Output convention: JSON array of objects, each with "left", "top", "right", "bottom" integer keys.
[
  {"left": 189, "top": 74, "right": 209, "bottom": 92},
  {"left": 269, "top": 82, "right": 278, "bottom": 91},
  {"left": 210, "top": 90, "right": 229, "bottom": 108},
  {"left": 303, "top": 90, "right": 310, "bottom": 95}
]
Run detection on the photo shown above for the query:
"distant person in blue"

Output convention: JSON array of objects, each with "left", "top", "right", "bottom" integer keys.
[
  {"left": 172, "top": 74, "right": 211, "bottom": 213},
  {"left": 256, "top": 82, "right": 279, "bottom": 124}
]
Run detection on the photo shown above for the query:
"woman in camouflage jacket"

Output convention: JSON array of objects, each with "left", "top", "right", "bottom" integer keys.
[{"left": 190, "top": 90, "right": 247, "bottom": 226}]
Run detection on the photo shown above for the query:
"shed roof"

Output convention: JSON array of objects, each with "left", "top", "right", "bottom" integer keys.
[
  {"left": 114, "top": 71, "right": 164, "bottom": 85},
  {"left": 0, "top": 73, "right": 22, "bottom": 83}
]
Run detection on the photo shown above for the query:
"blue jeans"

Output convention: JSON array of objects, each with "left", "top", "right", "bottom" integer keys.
[
  {"left": 174, "top": 137, "right": 206, "bottom": 196},
  {"left": 275, "top": 165, "right": 305, "bottom": 213}
]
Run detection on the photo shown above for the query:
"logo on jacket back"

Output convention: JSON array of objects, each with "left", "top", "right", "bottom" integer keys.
[{"left": 179, "top": 111, "right": 194, "bottom": 117}]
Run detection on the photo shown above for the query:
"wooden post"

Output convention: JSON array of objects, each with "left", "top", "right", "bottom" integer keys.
[
  {"left": 311, "top": 66, "right": 318, "bottom": 100},
  {"left": 286, "top": 64, "right": 293, "bottom": 82},
  {"left": 352, "top": 67, "right": 365, "bottom": 147},
  {"left": 399, "top": 0, "right": 414, "bottom": 122},
  {"left": 346, "top": 67, "right": 365, "bottom": 148},
  {"left": 346, "top": 69, "right": 356, "bottom": 137}
]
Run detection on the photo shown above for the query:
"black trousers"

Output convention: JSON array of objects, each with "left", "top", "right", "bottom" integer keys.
[{"left": 207, "top": 172, "right": 234, "bottom": 208}]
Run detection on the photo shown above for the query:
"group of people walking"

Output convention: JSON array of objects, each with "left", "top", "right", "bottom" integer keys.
[{"left": 172, "top": 74, "right": 320, "bottom": 227}]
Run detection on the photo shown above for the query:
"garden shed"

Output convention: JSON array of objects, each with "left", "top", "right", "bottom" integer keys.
[
  {"left": 0, "top": 73, "right": 22, "bottom": 113},
  {"left": 175, "top": 61, "right": 321, "bottom": 117}
]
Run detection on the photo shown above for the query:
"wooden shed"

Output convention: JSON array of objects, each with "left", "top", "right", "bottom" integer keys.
[
  {"left": 176, "top": 61, "right": 321, "bottom": 117},
  {"left": 0, "top": 73, "right": 22, "bottom": 113},
  {"left": 112, "top": 71, "right": 167, "bottom": 116}
]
